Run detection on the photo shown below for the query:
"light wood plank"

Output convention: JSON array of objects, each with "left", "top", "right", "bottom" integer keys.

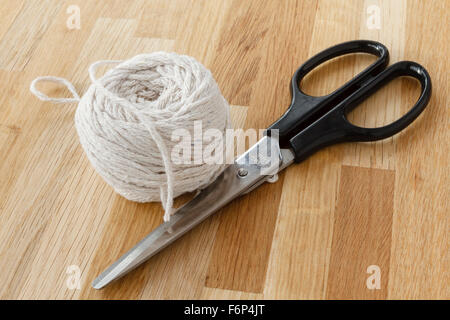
[
  {"left": 326, "top": 165, "right": 394, "bottom": 299},
  {"left": 388, "top": 0, "right": 449, "bottom": 300},
  {"left": 264, "top": 0, "right": 363, "bottom": 299}
]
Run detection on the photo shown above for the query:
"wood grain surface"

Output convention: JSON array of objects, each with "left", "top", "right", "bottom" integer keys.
[{"left": 0, "top": 0, "right": 448, "bottom": 299}]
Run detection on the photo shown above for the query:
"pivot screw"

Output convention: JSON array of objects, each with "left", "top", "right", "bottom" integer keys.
[{"left": 237, "top": 168, "right": 248, "bottom": 178}]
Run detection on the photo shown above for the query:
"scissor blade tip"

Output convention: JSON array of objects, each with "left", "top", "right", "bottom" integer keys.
[
  {"left": 92, "top": 274, "right": 111, "bottom": 290},
  {"left": 92, "top": 278, "right": 103, "bottom": 290}
]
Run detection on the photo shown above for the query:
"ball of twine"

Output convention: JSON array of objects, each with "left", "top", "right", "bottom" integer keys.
[{"left": 30, "top": 52, "right": 231, "bottom": 221}]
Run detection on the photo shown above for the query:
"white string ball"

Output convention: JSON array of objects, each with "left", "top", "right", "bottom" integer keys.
[{"left": 31, "top": 52, "right": 231, "bottom": 221}]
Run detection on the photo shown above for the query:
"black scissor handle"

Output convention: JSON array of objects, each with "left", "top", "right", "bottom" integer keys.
[
  {"left": 268, "top": 40, "right": 389, "bottom": 146},
  {"left": 289, "top": 61, "right": 432, "bottom": 163}
]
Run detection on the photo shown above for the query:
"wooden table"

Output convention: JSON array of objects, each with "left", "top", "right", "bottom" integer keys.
[{"left": 0, "top": 0, "right": 447, "bottom": 299}]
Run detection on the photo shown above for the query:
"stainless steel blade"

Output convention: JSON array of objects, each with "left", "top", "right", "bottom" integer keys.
[{"left": 92, "top": 137, "right": 294, "bottom": 289}]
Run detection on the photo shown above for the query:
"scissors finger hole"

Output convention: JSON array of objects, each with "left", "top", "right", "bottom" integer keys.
[
  {"left": 345, "top": 76, "right": 421, "bottom": 129},
  {"left": 299, "top": 53, "right": 376, "bottom": 97}
]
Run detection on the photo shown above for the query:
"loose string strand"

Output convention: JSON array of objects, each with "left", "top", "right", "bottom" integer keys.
[{"left": 30, "top": 76, "right": 81, "bottom": 103}]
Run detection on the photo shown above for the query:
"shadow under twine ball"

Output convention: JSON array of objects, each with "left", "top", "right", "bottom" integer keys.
[{"left": 31, "top": 52, "right": 231, "bottom": 221}]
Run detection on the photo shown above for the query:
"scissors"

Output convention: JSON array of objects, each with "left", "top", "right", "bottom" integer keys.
[{"left": 93, "top": 40, "right": 431, "bottom": 289}]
